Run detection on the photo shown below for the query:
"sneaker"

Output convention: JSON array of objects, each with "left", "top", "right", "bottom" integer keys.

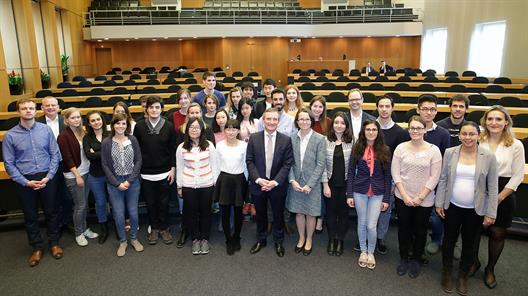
[
  {"left": 408, "top": 260, "right": 421, "bottom": 279},
  {"left": 366, "top": 253, "right": 376, "bottom": 270},
  {"left": 426, "top": 241, "right": 440, "bottom": 255},
  {"left": 376, "top": 239, "right": 388, "bottom": 255},
  {"left": 83, "top": 228, "right": 99, "bottom": 239},
  {"left": 200, "top": 240, "right": 210, "bottom": 255},
  {"left": 76, "top": 234, "right": 88, "bottom": 247},
  {"left": 117, "top": 241, "right": 127, "bottom": 257},
  {"left": 397, "top": 259, "right": 408, "bottom": 276},
  {"left": 130, "top": 240, "right": 144, "bottom": 252},
  {"left": 192, "top": 239, "right": 201, "bottom": 255},
  {"left": 358, "top": 252, "right": 368, "bottom": 268},
  {"left": 148, "top": 229, "right": 159, "bottom": 245},
  {"left": 159, "top": 229, "right": 173, "bottom": 245}
]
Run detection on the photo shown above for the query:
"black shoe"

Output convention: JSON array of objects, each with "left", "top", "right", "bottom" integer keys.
[
  {"left": 233, "top": 238, "right": 241, "bottom": 252},
  {"left": 376, "top": 239, "right": 387, "bottom": 255},
  {"left": 420, "top": 255, "right": 429, "bottom": 266},
  {"left": 484, "top": 267, "right": 497, "bottom": 289},
  {"left": 327, "top": 239, "right": 336, "bottom": 256},
  {"left": 226, "top": 240, "right": 235, "bottom": 256},
  {"left": 294, "top": 242, "right": 304, "bottom": 254},
  {"left": 408, "top": 260, "right": 421, "bottom": 279},
  {"left": 275, "top": 243, "right": 285, "bottom": 257},
  {"left": 468, "top": 260, "right": 481, "bottom": 277},
  {"left": 315, "top": 228, "right": 323, "bottom": 234},
  {"left": 397, "top": 259, "right": 409, "bottom": 276},
  {"left": 335, "top": 240, "right": 344, "bottom": 256},
  {"left": 176, "top": 229, "right": 188, "bottom": 248},
  {"left": 302, "top": 247, "right": 312, "bottom": 256},
  {"left": 353, "top": 242, "right": 361, "bottom": 252},
  {"left": 98, "top": 222, "right": 108, "bottom": 244},
  {"left": 250, "top": 241, "right": 266, "bottom": 254}
]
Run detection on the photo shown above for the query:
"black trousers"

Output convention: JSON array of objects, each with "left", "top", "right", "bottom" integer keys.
[
  {"left": 220, "top": 205, "right": 243, "bottom": 242},
  {"left": 395, "top": 198, "right": 432, "bottom": 260},
  {"left": 17, "top": 173, "right": 60, "bottom": 251},
  {"left": 442, "top": 203, "right": 484, "bottom": 272},
  {"left": 253, "top": 191, "right": 286, "bottom": 243},
  {"left": 56, "top": 162, "right": 73, "bottom": 226},
  {"left": 183, "top": 187, "right": 213, "bottom": 240},
  {"left": 141, "top": 178, "right": 170, "bottom": 230},
  {"left": 325, "top": 185, "right": 349, "bottom": 240}
]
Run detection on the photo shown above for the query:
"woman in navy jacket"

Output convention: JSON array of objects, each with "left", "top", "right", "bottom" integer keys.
[{"left": 347, "top": 120, "right": 391, "bottom": 269}]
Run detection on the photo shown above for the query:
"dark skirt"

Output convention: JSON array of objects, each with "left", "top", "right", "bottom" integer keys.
[
  {"left": 494, "top": 177, "right": 516, "bottom": 228},
  {"left": 214, "top": 172, "right": 248, "bottom": 207}
]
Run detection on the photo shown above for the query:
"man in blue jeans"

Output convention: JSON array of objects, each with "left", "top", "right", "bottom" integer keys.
[{"left": 2, "top": 98, "right": 63, "bottom": 267}]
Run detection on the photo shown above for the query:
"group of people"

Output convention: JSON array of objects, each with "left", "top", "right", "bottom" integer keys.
[{"left": 2, "top": 71, "right": 524, "bottom": 295}]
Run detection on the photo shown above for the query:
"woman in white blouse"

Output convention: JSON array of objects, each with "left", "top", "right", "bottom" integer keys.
[
  {"left": 214, "top": 119, "right": 248, "bottom": 255},
  {"left": 176, "top": 117, "right": 219, "bottom": 255},
  {"left": 470, "top": 105, "right": 525, "bottom": 289}
]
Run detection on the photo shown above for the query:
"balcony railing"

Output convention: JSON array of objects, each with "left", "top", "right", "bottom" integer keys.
[{"left": 84, "top": 7, "right": 421, "bottom": 26}]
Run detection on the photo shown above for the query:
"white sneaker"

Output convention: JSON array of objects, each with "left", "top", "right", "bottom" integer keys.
[
  {"left": 117, "top": 241, "right": 127, "bottom": 257},
  {"left": 83, "top": 228, "right": 99, "bottom": 239},
  {"left": 76, "top": 234, "right": 88, "bottom": 247},
  {"left": 130, "top": 240, "right": 144, "bottom": 252}
]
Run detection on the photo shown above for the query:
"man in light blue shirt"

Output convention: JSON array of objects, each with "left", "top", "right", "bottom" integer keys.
[
  {"left": 192, "top": 71, "right": 226, "bottom": 108},
  {"left": 257, "top": 88, "right": 296, "bottom": 136},
  {"left": 2, "top": 98, "right": 62, "bottom": 267}
]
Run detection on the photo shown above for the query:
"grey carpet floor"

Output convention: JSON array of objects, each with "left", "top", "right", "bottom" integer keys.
[{"left": 0, "top": 217, "right": 527, "bottom": 296}]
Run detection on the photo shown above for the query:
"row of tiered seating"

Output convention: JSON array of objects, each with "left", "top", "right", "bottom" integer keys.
[{"left": 203, "top": 0, "right": 300, "bottom": 10}]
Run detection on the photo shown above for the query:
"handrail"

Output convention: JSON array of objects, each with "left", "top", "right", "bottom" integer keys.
[{"left": 84, "top": 7, "right": 422, "bottom": 26}]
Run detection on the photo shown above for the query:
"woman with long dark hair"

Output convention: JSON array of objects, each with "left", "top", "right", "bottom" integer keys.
[
  {"left": 83, "top": 111, "right": 110, "bottom": 244},
  {"left": 347, "top": 120, "right": 391, "bottom": 269},
  {"left": 322, "top": 112, "right": 354, "bottom": 256},
  {"left": 176, "top": 117, "right": 219, "bottom": 255},
  {"left": 237, "top": 98, "right": 259, "bottom": 143},
  {"left": 225, "top": 87, "right": 243, "bottom": 119},
  {"left": 212, "top": 109, "right": 229, "bottom": 144}
]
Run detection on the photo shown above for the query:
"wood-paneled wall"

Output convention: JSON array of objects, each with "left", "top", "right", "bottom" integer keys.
[
  {"left": 299, "top": 0, "right": 321, "bottom": 9},
  {"left": 89, "top": 36, "right": 420, "bottom": 84},
  {"left": 289, "top": 37, "right": 421, "bottom": 71}
]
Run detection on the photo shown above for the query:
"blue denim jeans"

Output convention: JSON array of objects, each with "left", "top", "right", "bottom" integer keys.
[
  {"left": 107, "top": 176, "right": 140, "bottom": 242},
  {"left": 64, "top": 174, "right": 89, "bottom": 236},
  {"left": 87, "top": 174, "right": 108, "bottom": 223},
  {"left": 431, "top": 208, "right": 444, "bottom": 245},
  {"left": 354, "top": 193, "right": 383, "bottom": 254}
]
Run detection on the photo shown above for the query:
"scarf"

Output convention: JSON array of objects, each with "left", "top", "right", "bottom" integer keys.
[
  {"left": 147, "top": 117, "right": 165, "bottom": 135},
  {"left": 363, "top": 145, "right": 375, "bottom": 196}
]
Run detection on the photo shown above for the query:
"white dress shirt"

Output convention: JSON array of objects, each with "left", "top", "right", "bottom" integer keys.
[
  {"left": 297, "top": 129, "right": 313, "bottom": 170},
  {"left": 45, "top": 115, "right": 60, "bottom": 139},
  {"left": 350, "top": 111, "right": 363, "bottom": 140}
]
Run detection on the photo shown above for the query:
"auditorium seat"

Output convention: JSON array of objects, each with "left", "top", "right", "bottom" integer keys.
[
  {"left": 78, "top": 81, "right": 92, "bottom": 87},
  {"left": 466, "top": 110, "right": 485, "bottom": 124},
  {"left": 145, "top": 79, "right": 161, "bottom": 85},
  {"left": 494, "top": 77, "right": 512, "bottom": 84},
  {"left": 462, "top": 70, "right": 477, "bottom": 77},
  {"left": 349, "top": 69, "right": 361, "bottom": 76},
  {"left": 72, "top": 76, "right": 86, "bottom": 82},
  {"left": 368, "top": 83, "right": 384, "bottom": 90},
  {"left": 182, "top": 73, "right": 194, "bottom": 78},
  {"left": 300, "top": 91, "right": 314, "bottom": 102},
  {"left": 471, "top": 76, "right": 489, "bottom": 83},
  {"left": 168, "top": 85, "right": 181, "bottom": 93},
  {"left": 122, "top": 80, "right": 136, "bottom": 86},
  {"left": 112, "top": 75, "right": 124, "bottom": 80},
  {"left": 57, "top": 82, "right": 72, "bottom": 88},
  {"left": 166, "top": 94, "right": 178, "bottom": 104},
  {"left": 321, "top": 82, "right": 336, "bottom": 90},
  {"left": 94, "top": 76, "right": 107, "bottom": 81},
  {"left": 332, "top": 69, "right": 344, "bottom": 76},
  {"left": 327, "top": 92, "right": 346, "bottom": 102},
  {"left": 300, "top": 82, "right": 317, "bottom": 90},
  {"left": 404, "top": 108, "right": 418, "bottom": 121},
  {"left": 485, "top": 85, "right": 505, "bottom": 93},
  {"left": 36, "top": 89, "right": 53, "bottom": 98},
  {"left": 163, "top": 78, "right": 177, "bottom": 85},
  {"left": 222, "top": 77, "right": 237, "bottom": 83},
  {"left": 106, "top": 71, "right": 116, "bottom": 75},
  {"left": 0, "top": 117, "right": 20, "bottom": 130},
  {"left": 184, "top": 78, "right": 198, "bottom": 84},
  {"left": 89, "top": 88, "right": 107, "bottom": 96},
  {"left": 130, "top": 74, "right": 141, "bottom": 80},
  {"left": 447, "top": 85, "right": 467, "bottom": 92},
  {"left": 248, "top": 71, "right": 259, "bottom": 77},
  {"left": 58, "top": 89, "right": 78, "bottom": 97},
  {"left": 424, "top": 76, "right": 439, "bottom": 82},
  {"left": 468, "top": 94, "right": 489, "bottom": 106},
  {"left": 83, "top": 97, "right": 103, "bottom": 108},
  {"left": 445, "top": 71, "right": 458, "bottom": 77},
  {"left": 232, "top": 71, "right": 244, "bottom": 77},
  {"left": 346, "top": 82, "right": 361, "bottom": 90},
  {"left": 213, "top": 67, "right": 223, "bottom": 72},
  {"left": 356, "top": 76, "right": 371, "bottom": 82},
  {"left": 418, "top": 84, "right": 435, "bottom": 91},
  {"left": 315, "top": 76, "right": 329, "bottom": 82},
  {"left": 292, "top": 69, "right": 302, "bottom": 74},
  {"left": 363, "top": 92, "right": 376, "bottom": 103},
  {"left": 497, "top": 96, "right": 523, "bottom": 107},
  {"left": 444, "top": 76, "right": 460, "bottom": 83},
  {"left": 394, "top": 83, "right": 411, "bottom": 91},
  {"left": 422, "top": 69, "right": 436, "bottom": 77},
  {"left": 122, "top": 70, "right": 132, "bottom": 75},
  {"left": 111, "top": 87, "right": 129, "bottom": 95},
  {"left": 336, "top": 76, "right": 350, "bottom": 82},
  {"left": 397, "top": 76, "right": 411, "bottom": 82},
  {"left": 299, "top": 71, "right": 311, "bottom": 76},
  {"left": 385, "top": 92, "right": 402, "bottom": 103},
  {"left": 241, "top": 77, "right": 253, "bottom": 82},
  {"left": 216, "top": 72, "right": 226, "bottom": 77},
  {"left": 138, "top": 86, "right": 157, "bottom": 94},
  {"left": 512, "top": 114, "right": 528, "bottom": 128},
  {"left": 7, "top": 101, "right": 17, "bottom": 112},
  {"left": 105, "top": 96, "right": 126, "bottom": 107},
  {"left": 146, "top": 74, "right": 158, "bottom": 80},
  {"left": 188, "top": 85, "right": 202, "bottom": 92},
  {"left": 132, "top": 67, "right": 141, "bottom": 71},
  {"left": 375, "top": 76, "right": 389, "bottom": 82}
]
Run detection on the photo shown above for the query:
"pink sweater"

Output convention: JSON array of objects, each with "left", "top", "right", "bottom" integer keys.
[{"left": 391, "top": 143, "right": 442, "bottom": 207}]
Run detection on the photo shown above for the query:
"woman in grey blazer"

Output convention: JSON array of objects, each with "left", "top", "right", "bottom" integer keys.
[
  {"left": 435, "top": 122, "right": 498, "bottom": 295},
  {"left": 286, "top": 108, "right": 326, "bottom": 256}
]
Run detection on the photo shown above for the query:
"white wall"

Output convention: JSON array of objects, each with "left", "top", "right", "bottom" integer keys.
[
  {"left": 422, "top": 0, "right": 528, "bottom": 78},
  {"left": 0, "top": 0, "right": 21, "bottom": 72},
  {"left": 32, "top": 1, "right": 48, "bottom": 72}
]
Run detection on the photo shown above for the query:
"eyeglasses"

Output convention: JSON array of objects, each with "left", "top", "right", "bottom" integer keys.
[
  {"left": 460, "top": 133, "right": 478, "bottom": 138},
  {"left": 409, "top": 127, "right": 424, "bottom": 132},
  {"left": 365, "top": 128, "right": 378, "bottom": 133},
  {"left": 419, "top": 107, "right": 437, "bottom": 113},
  {"left": 189, "top": 126, "right": 201, "bottom": 131}
]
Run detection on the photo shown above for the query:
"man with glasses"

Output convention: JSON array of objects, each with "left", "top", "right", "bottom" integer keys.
[
  {"left": 416, "top": 94, "right": 450, "bottom": 259},
  {"left": 347, "top": 88, "right": 376, "bottom": 141},
  {"left": 37, "top": 97, "right": 73, "bottom": 236}
]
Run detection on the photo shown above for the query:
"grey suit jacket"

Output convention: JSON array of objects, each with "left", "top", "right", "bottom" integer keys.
[
  {"left": 288, "top": 131, "right": 326, "bottom": 189},
  {"left": 435, "top": 145, "right": 499, "bottom": 218}
]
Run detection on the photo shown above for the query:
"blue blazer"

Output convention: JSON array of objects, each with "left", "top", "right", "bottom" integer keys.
[{"left": 246, "top": 131, "right": 293, "bottom": 197}]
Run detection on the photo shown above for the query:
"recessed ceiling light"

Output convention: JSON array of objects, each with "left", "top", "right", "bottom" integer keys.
[
  {"left": 104, "top": 38, "right": 109, "bottom": 40},
  {"left": 311, "top": 36, "right": 316, "bottom": 39},
  {"left": 396, "top": 35, "right": 401, "bottom": 37},
  {"left": 367, "top": 35, "right": 372, "bottom": 38},
  {"left": 152, "top": 39, "right": 157, "bottom": 41},
  {"left": 178, "top": 38, "right": 183, "bottom": 41},
  {"left": 97, "top": 40, "right": 102, "bottom": 42},
  {"left": 125, "top": 39, "right": 130, "bottom": 41},
  {"left": 193, "top": 37, "right": 197, "bottom": 39},
  {"left": 134, "top": 37, "right": 139, "bottom": 39},
  {"left": 163, "top": 37, "right": 168, "bottom": 39},
  {"left": 339, "top": 36, "right": 343, "bottom": 38}
]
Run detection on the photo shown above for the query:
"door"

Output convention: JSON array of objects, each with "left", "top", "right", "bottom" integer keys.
[{"left": 95, "top": 48, "right": 112, "bottom": 75}]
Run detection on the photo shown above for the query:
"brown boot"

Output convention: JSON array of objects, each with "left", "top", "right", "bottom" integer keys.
[
  {"left": 441, "top": 268, "right": 453, "bottom": 293},
  {"left": 456, "top": 270, "right": 468, "bottom": 295}
]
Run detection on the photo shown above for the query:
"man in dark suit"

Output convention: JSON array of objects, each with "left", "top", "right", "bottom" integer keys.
[
  {"left": 379, "top": 60, "right": 395, "bottom": 74},
  {"left": 254, "top": 78, "right": 276, "bottom": 119},
  {"left": 36, "top": 97, "right": 72, "bottom": 234},
  {"left": 246, "top": 108, "right": 293, "bottom": 257},
  {"left": 347, "top": 89, "right": 376, "bottom": 141},
  {"left": 361, "top": 61, "right": 376, "bottom": 76}
]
